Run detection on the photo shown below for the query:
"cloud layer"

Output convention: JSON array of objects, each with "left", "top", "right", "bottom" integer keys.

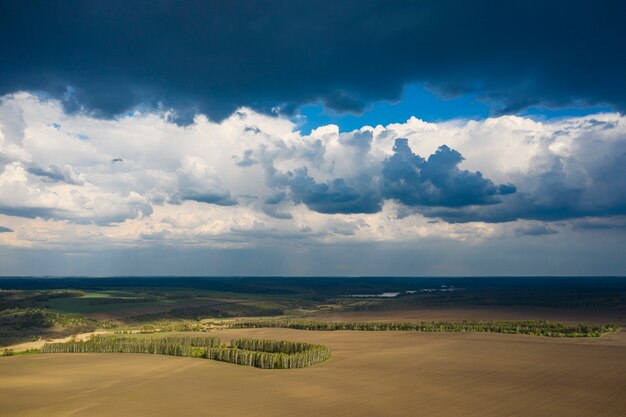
[
  {"left": 1, "top": 93, "right": 626, "bottom": 254},
  {"left": 1, "top": 1, "right": 625, "bottom": 120}
]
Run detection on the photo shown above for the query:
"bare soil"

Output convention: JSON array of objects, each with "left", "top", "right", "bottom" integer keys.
[{"left": 2, "top": 324, "right": 626, "bottom": 417}]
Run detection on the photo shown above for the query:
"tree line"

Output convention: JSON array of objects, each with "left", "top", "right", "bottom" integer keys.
[
  {"left": 230, "top": 319, "right": 621, "bottom": 337},
  {"left": 205, "top": 338, "right": 330, "bottom": 369},
  {"left": 42, "top": 335, "right": 220, "bottom": 357},
  {"left": 231, "top": 337, "right": 318, "bottom": 354},
  {"left": 41, "top": 335, "right": 330, "bottom": 369}
]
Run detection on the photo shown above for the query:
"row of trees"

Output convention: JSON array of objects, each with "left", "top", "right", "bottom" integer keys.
[
  {"left": 205, "top": 339, "right": 330, "bottom": 369},
  {"left": 41, "top": 335, "right": 331, "bottom": 369},
  {"left": 230, "top": 320, "right": 621, "bottom": 337},
  {"left": 42, "top": 335, "right": 220, "bottom": 357},
  {"left": 231, "top": 338, "right": 318, "bottom": 354}
]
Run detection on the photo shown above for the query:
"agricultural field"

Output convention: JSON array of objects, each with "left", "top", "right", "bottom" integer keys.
[
  {"left": 2, "top": 327, "right": 626, "bottom": 417},
  {"left": 1, "top": 277, "right": 626, "bottom": 416}
]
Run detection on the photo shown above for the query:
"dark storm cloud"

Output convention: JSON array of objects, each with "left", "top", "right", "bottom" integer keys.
[
  {"left": 258, "top": 131, "right": 626, "bottom": 224},
  {"left": 260, "top": 144, "right": 382, "bottom": 214},
  {"left": 382, "top": 138, "right": 515, "bottom": 207},
  {"left": 1, "top": 1, "right": 625, "bottom": 121},
  {"left": 288, "top": 169, "right": 382, "bottom": 215},
  {"left": 260, "top": 138, "right": 514, "bottom": 215},
  {"left": 417, "top": 133, "right": 626, "bottom": 223}
]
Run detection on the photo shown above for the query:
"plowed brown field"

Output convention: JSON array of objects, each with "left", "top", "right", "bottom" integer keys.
[{"left": 2, "top": 323, "right": 625, "bottom": 417}]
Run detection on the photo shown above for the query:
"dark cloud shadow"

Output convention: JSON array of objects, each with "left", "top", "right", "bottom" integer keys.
[{"left": 1, "top": 1, "right": 625, "bottom": 121}]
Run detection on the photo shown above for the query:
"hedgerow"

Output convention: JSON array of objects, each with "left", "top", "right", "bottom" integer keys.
[
  {"left": 42, "top": 335, "right": 220, "bottom": 356},
  {"left": 42, "top": 335, "right": 330, "bottom": 369},
  {"left": 229, "top": 320, "right": 620, "bottom": 337},
  {"left": 204, "top": 338, "right": 330, "bottom": 368}
]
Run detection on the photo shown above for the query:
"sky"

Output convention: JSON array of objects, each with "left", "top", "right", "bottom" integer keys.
[{"left": 1, "top": 1, "right": 626, "bottom": 276}]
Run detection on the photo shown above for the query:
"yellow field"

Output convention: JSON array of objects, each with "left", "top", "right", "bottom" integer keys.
[{"left": 2, "top": 324, "right": 626, "bottom": 417}]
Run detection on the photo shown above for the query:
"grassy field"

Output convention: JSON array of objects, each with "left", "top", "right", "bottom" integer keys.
[{"left": 2, "top": 326, "right": 625, "bottom": 417}]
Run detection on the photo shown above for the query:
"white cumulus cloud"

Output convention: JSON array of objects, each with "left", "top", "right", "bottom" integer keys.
[{"left": 1, "top": 92, "right": 625, "bottom": 251}]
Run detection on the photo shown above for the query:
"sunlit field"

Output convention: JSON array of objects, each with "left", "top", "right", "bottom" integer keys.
[
  {"left": 2, "top": 277, "right": 626, "bottom": 416},
  {"left": 3, "top": 326, "right": 626, "bottom": 417}
]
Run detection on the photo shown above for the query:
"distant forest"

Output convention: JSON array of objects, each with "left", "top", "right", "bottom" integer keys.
[{"left": 2, "top": 276, "right": 625, "bottom": 308}]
